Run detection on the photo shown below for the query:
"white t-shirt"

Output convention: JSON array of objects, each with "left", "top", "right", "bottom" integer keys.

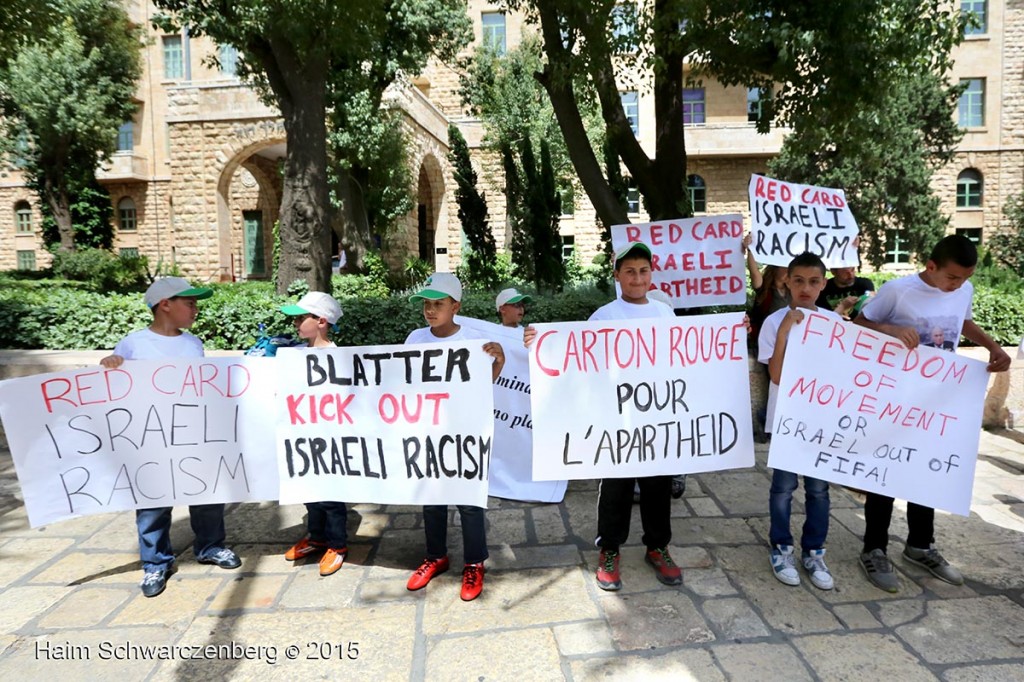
[
  {"left": 757, "top": 306, "right": 843, "bottom": 433},
  {"left": 589, "top": 297, "right": 674, "bottom": 322},
  {"left": 404, "top": 325, "right": 488, "bottom": 345},
  {"left": 859, "top": 273, "right": 973, "bottom": 351},
  {"left": 113, "top": 328, "right": 204, "bottom": 360}
]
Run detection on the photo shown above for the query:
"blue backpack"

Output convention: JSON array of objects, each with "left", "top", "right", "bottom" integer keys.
[{"left": 245, "top": 325, "right": 305, "bottom": 357}]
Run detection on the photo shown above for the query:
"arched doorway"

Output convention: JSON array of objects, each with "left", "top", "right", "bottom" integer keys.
[{"left": 216, "top": 139, "right": 284, "bottom": 280}]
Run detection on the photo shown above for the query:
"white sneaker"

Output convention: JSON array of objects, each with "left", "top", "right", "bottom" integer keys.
[
  {"left": 802, "top": 548, "right": 835, "bottom": 590},
  {"left": 770, "top": 545, "right": 800, "bottom": 586}
]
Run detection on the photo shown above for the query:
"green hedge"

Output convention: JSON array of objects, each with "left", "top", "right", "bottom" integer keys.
[{"left": 1, "top": 273, "right": 1020, "bottom": 350}]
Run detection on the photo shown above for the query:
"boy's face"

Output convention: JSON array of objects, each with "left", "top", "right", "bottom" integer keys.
[
  {"left": 786, "top": 266, "right": 826, "bottom": 308},
  {"left": 422, "top": 297, "right": 460, "bottom": 329},
  {"left": 924, "top": 261, "right": 974, "bottom": 292},
  {"left": 160, "top": 296, "right": 199, "bottom": 328},
  {"left": 292, "top": 313, "right": 323, "bottom": 341},
  {"left": 498, "top": 302, "right": 524, "bottom": 327},
  {"left": 615, "top": 256, "right": 653, "bottom": 303}
]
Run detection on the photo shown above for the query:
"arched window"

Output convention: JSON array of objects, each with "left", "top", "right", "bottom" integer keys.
[
  {"left": 14, "top": 201, "right": 32, "bottom": 233},
  {"left": 956, "top": 169, "right": 982, "bottom": 208},
  {"left": 118, "top": 197, "right": 137, "bottom": 231},
  {"left": 687, "top": 174, "right": 706, "bottom": 213}
]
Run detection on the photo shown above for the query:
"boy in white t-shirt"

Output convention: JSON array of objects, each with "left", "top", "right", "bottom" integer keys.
[
  {"left": 526, "top": 242, "right": 679, "bottom": 592},
  {"left": 758, "top": 253, "right": 843, "bottom": 591},
  {"left": 853, "top": 235, "right": 1010, "bottom": 592},
  {"left": 99, "top": 277, "right": 241, "bottom": 598},
  {"left": 279, "top": 291, "right": 352, "bottom": 577},
  {"left": 403, "top": 273, "right": 505, "bottom": 601}
]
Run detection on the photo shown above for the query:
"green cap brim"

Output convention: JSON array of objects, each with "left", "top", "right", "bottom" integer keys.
[
  {"left": 177, "top": 287, "right": 213, "bottom": 300},
  {"left": 505, "top": 294, "right": 532, "bottom": 305},
  {"left": 408, "top": 289, "right": 453, "bottom": 302},
  {"left": 279, "top": 304, "right": 309, "bottom": 316}
]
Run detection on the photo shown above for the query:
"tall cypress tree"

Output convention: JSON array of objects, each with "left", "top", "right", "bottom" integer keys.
[{"left": 448, "top": 124, "right": 495, "bottom": 288}]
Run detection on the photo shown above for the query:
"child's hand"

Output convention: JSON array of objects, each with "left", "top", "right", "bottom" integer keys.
[
  {"left": 889, "top": 325, "right": 919, "bottom": 350},
  {"left": 742, "top": 233, "right": 752, "bottom": 253},
  {"left": 483, "top": 341, "right": 505, "bottom": 381},
  {"left": 778, "top": 308, "right": 805, "bottom": 334},
  {"left": 835, "top": 295, "right": 859, "bottom": 318},
  {"left": 987, "top": 347, "right": 1011, "bottom": 373},
  {"left": 100, "top": 354, "right": 125, "bottom": 369},
  {"left": 523, "top": 325, "right": 537, "bottom": 348}
]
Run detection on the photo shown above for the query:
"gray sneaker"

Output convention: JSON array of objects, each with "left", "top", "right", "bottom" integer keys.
[
  {"left": 859, "top": 549, "right": 900, "bottom": 593},
  {"left": 902, "top": 545, "right": 964, "bottom": 585}
]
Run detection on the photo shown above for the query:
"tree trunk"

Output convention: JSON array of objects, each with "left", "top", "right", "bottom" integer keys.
[
  {"left": 43, "top": 177, "right": 75, "bottom": 252},
  {"left": 334, "top": 166, "right": 372, "bottom": 273}
]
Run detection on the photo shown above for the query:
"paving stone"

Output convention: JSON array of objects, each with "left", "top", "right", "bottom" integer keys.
[
  {"left": 896, "top": 596, "right": 1024, "bottom": 664},
  {"left": 355, "top": 578, "right": 412, "bottom": 605},
  {"left": 832, "top": 603, "right": 881, "bottom": 630},
  {"left": 714, "top": 642, "right": 812, "bottom": 679},
  {"left": 391, "top": 513, "right": 418, "bottom": 530},
  {"left": 552, "top": 620, "right": 616, "bottom": 656},
  {"left": 0, "top": 537, "right": 76, "bottom": 587},
  {"left": 598, "top": 589, "right": 714, "bottom": 650},
  {"left": 0, "top": 585, "right": 70, "bottom": 633},
  {"left": 687, "top": 496, "right": 724, "bottom": 517},
  {"left": 1, "top": 627, "right": 171, "bottom": 679},
  {"left": 353, "top": 512, "right": 390, "bottom": 539},
  {"left": 484, "top": 508, "right": 527, "bottom": 546},
  {"left": 530, "top": 504, "right": 568, "bottom": 544},
  {"left": 29, "top": 551, "right": 139, "bottom": 587},
  {"left": 876, "top": 599, "right": 926, "bottom": 627},
  {"left": 684, "top": 566, "right": 738, "bottom": 597},
  {"left": 37, "top": 587, "right": 130, "bottom": 628},
  {"left": 694, "top": 470, "right": 770, "bottom": 515},
  {"left": 713, "top": 546, "right": 843, "bottom": 634},
  {"left": 942, "top": 664, "right": 1024, "bottom": 681},
  {"left": 207, "top": 573, "right": 288, "bottom": 612},
  {"left": 222, "top": 501, "right": 305, "bottom": 544},
  {"left": 425, "top": 628, "right": 562, "bottom": 682},
  {"left": 794, "top": 633, "right": 938, "bottom": 681},
  {"left": 111, "top": 577, "right": 223, "bottom": 626},
  {"left": 671, "top": 517, "right": 760, "bottom": 545},
  {"left": 702, "top": 598, "right": 771, "bottom": 639},
  {"left": 486, "top": 543, "right": 580, "bottom": 570},
  {"left": 570, "top": 648, "right": 723, "bottom": 681},
  {"left": 277, "top": 568, "right": 359, "bottom": 609}
]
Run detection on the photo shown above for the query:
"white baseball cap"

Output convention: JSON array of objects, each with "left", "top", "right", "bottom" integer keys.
[
  {"left": 280, "top": 291, "right": 343, "bottom": 324},
  {"left": 613, "top": 241, "right": 653, "bottom": 266},
  {"left": 495, "top": 288, "right": 533, "bottom": 312},
  {"left": 144, "top": 276, "right": 213, "bottom": 309},
  {"left": 409, "top": 272, "right": 462, "bottom": 302}
]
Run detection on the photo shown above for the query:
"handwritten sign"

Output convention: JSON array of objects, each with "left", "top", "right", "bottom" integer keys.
[
  {"left": 275, "top": 341, "right": 494, "bottom": 507},
  {"left": 0, "top": 358, "right": 279, "bottom": 527},
  {"left": 611, "top": 216, "right": 746, "bottom": 308},
  {"left": 748, "top": 175, "right": 859, "bottom": 267},
  {"left": 529, "top": 313, "right": 755, "bottom": 480},
  {"left": 767, "top": 314, "right": 989, "bottom": 515},
  {"left": 457, "top": 316, "right": 567, "bottom": 503}
]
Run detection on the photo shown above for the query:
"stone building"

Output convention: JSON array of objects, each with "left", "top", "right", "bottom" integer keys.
[{"left": 0, "top": 1, "right": 1019, "bottom": 276}]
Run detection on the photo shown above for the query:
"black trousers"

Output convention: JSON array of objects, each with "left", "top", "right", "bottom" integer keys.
[
  {"left": 596, "top": 475, "right": 673, "bottom": 552},
  {"left": 862, "top": 492, "right": 935, "bottom": 554}
]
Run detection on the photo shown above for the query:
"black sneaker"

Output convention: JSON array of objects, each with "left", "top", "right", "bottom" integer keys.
[
  {"left": 140, "top": 564, "right": 176, "bottom": 598},
  {"left": 671, "top": 475, "right": 687, "bottom": 499},
  {"left": 197, "top": 547, "right": 241, "bottom": 569}
]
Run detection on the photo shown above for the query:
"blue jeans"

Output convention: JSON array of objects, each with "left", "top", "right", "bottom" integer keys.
[
  {"left": 306, "top": 501, "right": 348, "bottom": 549},
  {"left": 136, "top": 504, "right": 226, "bottom": 572},
  {"left": 423, "top": 505, "right": 488, "bottom": 565},
  {"left": 769, "top": 469, "right": 830, "bottom": 552}
]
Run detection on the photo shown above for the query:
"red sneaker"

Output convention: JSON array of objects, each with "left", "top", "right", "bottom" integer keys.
[
  {"left": 645, "top": 547, "right": 682, "bottom": 585},
  {"left": 319, "top": 547, "right": 347, "bottom": 576},
  {"left": 407, "top": 556, "right": 450, "bottom": 591},
  {"left": 460, "top": 563, "right": 484, "bottom": 601},
  {"left": 285, "top": 537, "right": 326, "bottom": 561},
  {"left": 596, "top": 549, "right": 622, "bottom": 591}
]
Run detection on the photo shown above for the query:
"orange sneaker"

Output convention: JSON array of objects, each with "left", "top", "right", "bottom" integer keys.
[
  {"left": 285, "top": 537, "right": 326, "bottom": 561},
  {"left": 319, "top": 547, "right": 347, "bottom": 576},
  {"left": 406, "top": 556, "right": 450, "bottom": 591},
  {"left": 460, "top": 562, "right": 484, "bottom": 601}
]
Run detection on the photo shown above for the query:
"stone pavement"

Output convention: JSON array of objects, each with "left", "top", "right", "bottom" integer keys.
[{"left": 0, "top": 433, "right": 1022, "bottom": 681}]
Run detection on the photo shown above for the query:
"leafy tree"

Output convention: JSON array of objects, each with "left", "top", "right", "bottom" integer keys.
[
  {"left": 0, "top": 0, "right": 58, "bottom": 67},
  {"left": 988, "top": 192, "right": 1024, "bottom": 277},
  {"left": 0, "top": 0, "right": 141, "bottom": 252},
  {"left": 38, "top": 175, "right": 114, "bottom": 249},
  {"left": 503, "top": 137, "right": 563, "bottom": 292},
  {"left": 448, "top": 124, "right": 496, "bottom": 289},
  {"left": 506, "top": 0, "right": 965, "bottom": 228},
  {"left": 156, "top": 1, "right": 470, "bottom": 291},
  {"left": 771, "top": 72, "right": 963, "bottom": 268}
]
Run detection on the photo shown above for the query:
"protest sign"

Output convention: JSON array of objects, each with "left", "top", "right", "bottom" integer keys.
[
  {"left": 275, "top": 340, "right": 494, "bottom": 507},
  {"left": 748, "top": 175, "right": 859, "bottom": 268},
  {"left": 529, "top": 313, "right": 755, "bottom": 480},
  {"left": 457, "top": 316, "right": 566, "bottom": 503},
  {"left": 767, "top": 313, "right": 989, "bottom": 515},
  {"left": 611, "top": 216, "right": 746, "bottom": 308},
  {"left": 0, "top": 358, "right": 279, "bottom": 527}
]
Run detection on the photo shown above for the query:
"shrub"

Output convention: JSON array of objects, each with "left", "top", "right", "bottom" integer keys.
[{"left": 50, "top": 248, "right": 149, "bottom": 293}]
